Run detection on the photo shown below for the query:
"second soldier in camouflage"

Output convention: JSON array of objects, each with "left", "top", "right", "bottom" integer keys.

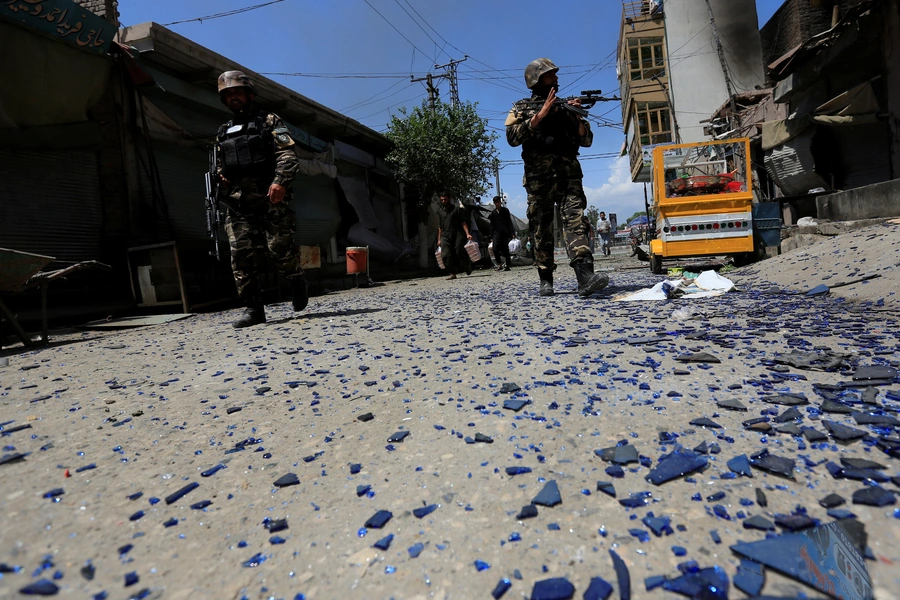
[{"left": 215, "top": 70, "right": 309, "bottom": 328}]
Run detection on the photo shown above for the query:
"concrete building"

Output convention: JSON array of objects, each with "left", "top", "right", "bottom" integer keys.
[
  {"left": 1, "top": 0, "right": 417, "bottom": 333},
  {"left": 617, "top": 0, "right": 766, "bottom": 182}
]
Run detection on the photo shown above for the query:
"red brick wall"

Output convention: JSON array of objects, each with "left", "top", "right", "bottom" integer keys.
[
  {"left": 760, "top": 0, "right": 865, "bottom": 69},
  {"left": 70, "top": 0, "right": 119, "bottom": 27}
]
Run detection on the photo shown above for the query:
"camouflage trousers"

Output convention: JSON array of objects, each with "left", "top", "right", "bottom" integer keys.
[
  {"left": 224, "top": 192, "right": 303, "bottom": 301},
  {"left": 525, "top": 173, "right": 592, "bottom": 271}
]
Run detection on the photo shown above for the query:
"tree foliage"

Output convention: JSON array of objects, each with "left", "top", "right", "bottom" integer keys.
[{"left": 385, "top": 100, "right": 498, "bottom": 221}]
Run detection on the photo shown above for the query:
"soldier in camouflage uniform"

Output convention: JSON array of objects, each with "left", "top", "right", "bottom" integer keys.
[
  {"left": 506, "top": 58, "right": 609, "bottom": 298},
  {"left": 215, "top": 71, "right": 308, "bottom": 328}
]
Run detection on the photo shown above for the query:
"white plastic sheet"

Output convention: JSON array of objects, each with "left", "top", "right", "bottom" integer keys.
[{"left": 613, "top": 270, "right": 736, "bottom": 302}]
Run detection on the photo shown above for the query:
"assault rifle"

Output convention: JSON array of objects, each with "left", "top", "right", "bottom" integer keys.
[
  {"left": 204, "top": 145, "right": 222, "bottom": 261},
  {"left": 514, "top": 89, "right": 619, "bottom": 117}
]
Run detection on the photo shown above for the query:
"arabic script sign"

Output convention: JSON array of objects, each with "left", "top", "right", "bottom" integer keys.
[{"left": 1, "top": 0, "right": 115, "bottom": 54}]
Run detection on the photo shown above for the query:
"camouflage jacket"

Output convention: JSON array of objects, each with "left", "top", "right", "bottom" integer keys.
[
  {"left": 505, "top": 94, "right": 592, "bottom": 175},
  {"left": 216, "top": 109, "right": 300, "bottom": 190}
]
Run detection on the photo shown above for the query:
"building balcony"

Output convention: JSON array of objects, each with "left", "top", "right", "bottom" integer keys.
[{"left": 623, "top": 0, "right": 663, "bottom": 23}]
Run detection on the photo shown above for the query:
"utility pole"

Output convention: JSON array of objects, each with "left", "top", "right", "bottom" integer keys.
[
  {"left": 704, "top": 0, "right": 739, "bottom": 129},
  {"left": 494, "top": 159, "right": 501, "bottom": 199},
  {"left": 410, "top": 73, "right": 440, "bottom": 115},
  {"left": 434, "top": 55, "right": 467, "bottom": 108}
]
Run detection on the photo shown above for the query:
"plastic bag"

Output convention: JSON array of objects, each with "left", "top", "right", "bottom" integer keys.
[
  {"left": 508, "top": 238, "right": 522, "bottom": 254},
  {"left": 435, "top": 247, "right": 445, "bottom": 269},
  {"left": 464, "top": 240, "right": 481, "bottom": 262}
]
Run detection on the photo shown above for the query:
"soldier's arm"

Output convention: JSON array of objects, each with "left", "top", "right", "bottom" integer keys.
[
  {"left": 266, "top": 114, "right": 301, "bottom": 187},
  {"left": 578, "top": 118, "right": 593, "bottom": 148},
  {"left": 505, "top": 104, "right": 536, "bottom": 148}
]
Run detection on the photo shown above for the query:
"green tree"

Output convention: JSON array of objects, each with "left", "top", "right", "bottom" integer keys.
[
  {"left": 585, "top": 205, "right": 600, "bottom": 231},
  {"left": 385, "top": 100, "right": 498, "bottom": 221}
]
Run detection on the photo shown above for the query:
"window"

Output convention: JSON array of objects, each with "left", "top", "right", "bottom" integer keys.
[
  {"left": 635, "top": 102, "right": 672, "bottom": 146},
  {"left": 628, "top": 37, "right": 665, "bottom": 81}
]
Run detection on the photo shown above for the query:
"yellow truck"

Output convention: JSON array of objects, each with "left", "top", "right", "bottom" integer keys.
[{"left": 648, "top": 138, "right": 770, "bottom": 274}]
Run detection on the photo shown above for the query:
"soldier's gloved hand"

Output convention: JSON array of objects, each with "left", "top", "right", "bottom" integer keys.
[{"left": 268, "top": 183, "right": 286, "bottom": 204}]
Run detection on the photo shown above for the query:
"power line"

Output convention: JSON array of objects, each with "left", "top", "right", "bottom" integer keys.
[
  {"left": 162, "top": 0, "right": 286, "bottom": 26},
  {"left": 362, "top": 0, "right": 431, "bottom": 58}
]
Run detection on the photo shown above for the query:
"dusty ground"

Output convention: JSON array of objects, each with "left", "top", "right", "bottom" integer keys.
[{"left": 0, "top": 234, "right": 898, "bottom": 600}]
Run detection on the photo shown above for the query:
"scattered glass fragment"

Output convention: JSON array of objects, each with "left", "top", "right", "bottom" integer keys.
[
  {"left": 532, "top": 480, "right": 562, "bottom": 507},
  {"left": 273, "top": 473, "right": 300, "bottom": 487},
  {"left": 364, "top": 510, "right": 392, "bottom": 529},
  {"left": 164, "top": 482, "right": 199, "bottom": 505},
  {"left": 530, "top": 577, "right": 575, "bottom": 600}
]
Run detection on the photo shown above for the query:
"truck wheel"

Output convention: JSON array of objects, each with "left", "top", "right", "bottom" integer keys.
[{"left": 650, "top": 254, "right": 663, "bottom": 275}]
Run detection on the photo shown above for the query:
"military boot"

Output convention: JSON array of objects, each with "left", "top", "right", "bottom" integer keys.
[
  {"left": 291, "top": 276, "right": 309, "bottom": 312},
  {"left": 573, "top": 258, "right": 609, "bottom": 298},
  {"left": 538, "top": 268, "right": 554, "bottom": 297},
  {"left": 233, "top": 298, "right": 266, "bottom": 329}
]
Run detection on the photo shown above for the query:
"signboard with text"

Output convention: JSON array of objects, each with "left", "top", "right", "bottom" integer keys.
[{"left": 1, "top": 0, "right": 115, "bottom": 54}]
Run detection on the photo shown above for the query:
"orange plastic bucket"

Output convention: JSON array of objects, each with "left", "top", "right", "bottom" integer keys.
[{"left": 346, "top": 246, "right": 368, "bottom": 274}]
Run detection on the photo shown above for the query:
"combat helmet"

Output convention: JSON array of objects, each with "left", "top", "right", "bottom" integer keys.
[
  {"left": 524, "top": 58, "right": 559, "bottom": 89},
  {"left": 217, "top": 70, "right": 257, "bottom": 100}
]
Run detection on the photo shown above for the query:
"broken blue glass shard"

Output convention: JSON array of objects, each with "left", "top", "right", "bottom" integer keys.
[
  {"left": 690, "top": 417, "right": 722, "bottom": 429},
  {"left": 75, "top": 463, "right": 96, "bottom": 473},
  {"left": 820, "top": 493, "right": 845, "bottom": 508},
  {"left": 852, "top": 486, "right": 896, "bottom": 507},
  {"left": 273, "top": 473, "right": 300, "bottom": 487},
  {"left": 241, "top": 553, "right": 267, "bottom": 568},
  {"left": 0, "top": 452, "right": 28, "bottom": 466},
  {"left": 357, "top": 412, "right": 374, "bottom": 422},
  {"left": 853, "top": 365, "right": 897, "bottom": 381},
  {"left": 356, "top": 485, "right": 371, "bottom": 497},
  {"left": 755, "top": 488, "right": 768, "bottom": 507},
  {"left": 762, "top": 393, "right": 808, "bottom": 406},
  {"left": 775, "top": 513, "right": 815, "bottom": 531},
  {"left": 408, "top": 543, "right": 424, "bottom": 558},
  {"left": 806, "top": 284, "right": 830, "bottom": 296},
  {"left": 583, "top": 576, "right": 613, "bottom": 600},
  {"left": 81, "top": 562, "right": 95, "bottom": 580},
  {"left": 596, "top": 481, "right": 616, "bottom": 497},
  {"left": 42, "top": 488, "right": 65, "bottom": 499},
  {"left": 828, "top": 508, "right": 857, "bottom": 520},
  {"left": 629, "top": 528, "right": 650, "bottom": 542},
  {"left": 731, "top": 521, "right": 872, "bottom": 600},
  {"left": 491, "top": 578, "right": 512, "bottom": 599},
  {"left": 269, "top": 535, "right": 286, "bottom": 545},
  {"left": 644, "top": 575, "right": 667, "bottom": 591},
  {"left": 646, "top": 450, "right": 708, "bottom": 485},
  {"left": 606, "top": 464, "right": 624, "bottom": 478},
  {"left": 672, "top": 546, "right": 687, "bottom": 557},
  {"left": 713, "top": 505, "right": 730, "bottom": 519},
  {"left": 129, "top": 510, "right": 144, "bottom": 521},
  {"left": 532, "top": 480, "right": 562, "bottom": 507},
  {"left": 802, "top": 427, "right": 828, "bottom": 442},
  {"left": 710, "top": 530, "right": 722, "bottom": 544},
  {"left": 717, "top": 398, "right": 748, "bottom": 412},
  {"left": 743, "top": 515, "right": 775, "bottom": 531},
  {"left": 749, "top": 450, "right": 795, "bottom": 480},
  {"left": 733, "top": 559, "right": 764, "bottom": 596},
  {"left": 706, "top": 491, "right": 726, "bottom": 502},
  {"left": 643, "top": 515, "right": 672, "bottom": 537},
  {"left": 162, "top": 518, "right": 178, "bottom": 527},
  {"left": 413, "top": 504, "right": 437, "bottom": 518},
  {"left": 364, "top": 510, "right": 392, "bottom": 529},
  {"left": 775, "top": 407, "right": 803, "bottom": 423},
  {"left": 265, "top": 518, "right": 288, "bottom": 533},
  {"left": 852, "top": 412, "right": 900, "bottom": 427},
  {"left": 619, "top": 493, "right": 650, "bottom": 508},
  {"left": 190, "top": 500, "right": 212, "bottom": 510},
  {"left": 516, "top": 505, "right": 538, "bottom": 519},
  {"left": 474, "top": 433, "right": 493, "bottom": 443},
  {"left": 841, "top": 458, "right": 886, "bottom": 470},
  {"left": 675, "top": 352, "right": 720, "bottom": 363},
  {"left": 350, "top": 463, "right": 362, "bottom": 474},
  {"left": 609, "top": 549, "right": 631, "bottom": 600},
  {"left": 506, "top": 466, "right": 532, "bottom": 476},
  {"left": 226, "top": 407, "right": 242, "bottom": 415},
  {"left": 164, "top": 482, "right": 199, "bottom": 505},
  {"left": 373, "top": 534, "right": 394, "bottom": 550},
  {"left": 530, "top": 577, "right": 575, "bottom": 600},
  {"left": 612, "top": 444, "right": 639, "bottom": 465},
  {"left": 503, "top": 399, "right": 528, "bottom": 412},
  {"left": 19, "top": 579, "right": 60, "bottom": 595},
  {"left": 823, "top": 420, "right": 868, "bottom": 442},
  {"left": 201, "top": 464, "right": 226, "bottom": 477},
  {"left": 727, "top": 454, "right": 752, "bottom": 477},
  {"left": 475, "top": 560, "right": 491, "bottom": 572},
  {"left": 387, "top": 431, "right": 409, "bottom": 443},
  {"left": 500, "top": 383, "right": 521, "bottom": 394},
  {"left": 662, "top": 565, "right": 729, "bottom": 600},
  {"left": 125, "top": 571, "right": 139, "bottom": 586}
]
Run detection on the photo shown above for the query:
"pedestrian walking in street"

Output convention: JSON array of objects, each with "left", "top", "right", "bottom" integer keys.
[
  {"left": 597, "top": 211, "right": 612, "bottom": 257},
  {"left": 214, "top": 71, "right": 309, "bottom": 328},
  {"left": 436, "top": 191, "right": 473, "bottom": 280},
  {"left": 489, "top": 195, "right": 515, "bottom": 271},
  {"left": 505, "top": 58, "right": 609, "bottom": 297}
]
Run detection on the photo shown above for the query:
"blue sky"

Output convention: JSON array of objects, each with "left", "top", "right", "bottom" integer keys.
[{"left": 119, "top": 0, "right": 786, "bottom": 223}]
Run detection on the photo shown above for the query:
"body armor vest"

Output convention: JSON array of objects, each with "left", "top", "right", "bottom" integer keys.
[
  {"left": 218, "top": 114, "right": 276, "bottom": 181},
  {"left": 522, "top": 104, "right": 579, "bottom": 158}
]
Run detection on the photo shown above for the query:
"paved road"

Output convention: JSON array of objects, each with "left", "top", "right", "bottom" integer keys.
[{"left": 0, "top": 245, "right": 898, "bottom": 599}]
